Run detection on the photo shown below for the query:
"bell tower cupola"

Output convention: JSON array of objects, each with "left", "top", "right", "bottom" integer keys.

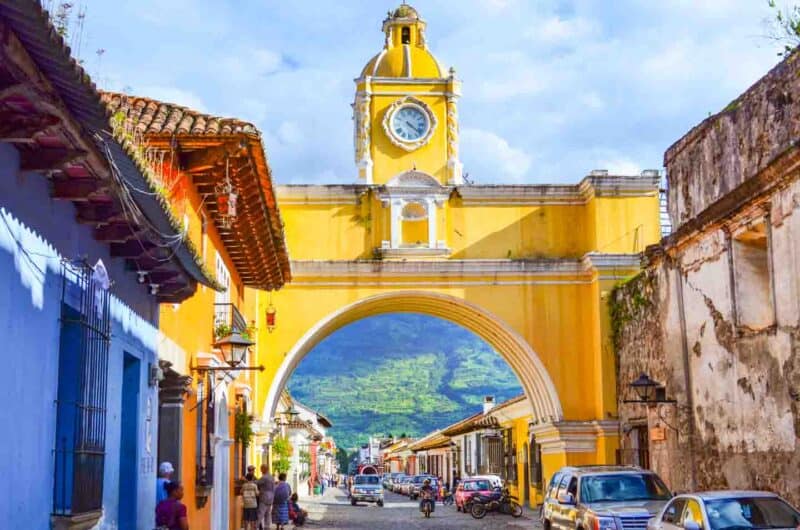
[{"left": 353, "top": 3, "right": 463, "bottom": 185}]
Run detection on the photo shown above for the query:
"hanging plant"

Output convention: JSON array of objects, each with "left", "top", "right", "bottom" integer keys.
[
  {"left": 214, "top": 322, "right": 232, "bottom": 339},
  {"left": 234, "top": 410, "right": 254, "bottom": 446}
]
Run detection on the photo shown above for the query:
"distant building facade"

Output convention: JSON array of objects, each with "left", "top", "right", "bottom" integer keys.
[{"left": 613, "top": 49, "right": 800, "bottom": 505}]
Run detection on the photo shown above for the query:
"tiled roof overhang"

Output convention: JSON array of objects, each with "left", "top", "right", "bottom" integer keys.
[
  {"left": 0, "top": 0, "right": 219, "bottom": 302},
  {"left": 101, "top": 93, "right": 291, "bottom": 290}
]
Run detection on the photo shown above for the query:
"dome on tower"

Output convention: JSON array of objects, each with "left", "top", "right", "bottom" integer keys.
[
  {"left": 391, "top": 3, "right": 420, "bottom": 19},
  {"left": 360, "top": 4, "right": 446, "bottom": 79}
]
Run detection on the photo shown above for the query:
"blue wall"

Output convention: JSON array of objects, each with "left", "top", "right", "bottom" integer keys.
[{"left": 0, "top": 143, "right": 160, "bottom": 529}]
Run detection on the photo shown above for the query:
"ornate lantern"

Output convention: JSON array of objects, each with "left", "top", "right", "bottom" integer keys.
[
  {"left": 213, "top": 331, "right": 254, "bottom": 367},
  {"left": 266, "top": 302, "right": 277, "bottom": 333}
]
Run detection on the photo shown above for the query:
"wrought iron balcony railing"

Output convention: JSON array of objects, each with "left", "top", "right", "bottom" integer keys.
[{"left": 214, "top": 303, "right": 247, "bottom": 334}]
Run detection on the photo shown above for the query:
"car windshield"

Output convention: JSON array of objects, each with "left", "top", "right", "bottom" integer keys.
[
  {"left": 464, "top": 480, "right": 491, "bottom": 491},
  {"left": 706, "top": 497, "right": 800, "bottom": 530},
  {"left": 580, "top": 474, "right": 671, "bottom": 503},
  {"left": 355, "top": 476, "right": 380, "bottom": 485}
]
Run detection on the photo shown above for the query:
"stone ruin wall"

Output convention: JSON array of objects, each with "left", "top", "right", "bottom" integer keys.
[
  {"left": 665, "top": 52, "right": 800, "bottom": 227},
  {"left": 613, "top": 178, "right": 800, "bottom": 505}
]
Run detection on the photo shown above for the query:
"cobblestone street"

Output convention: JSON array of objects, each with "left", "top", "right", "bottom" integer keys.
[{"left": 295, "top": 487, "right": 542, "bottom": 529}]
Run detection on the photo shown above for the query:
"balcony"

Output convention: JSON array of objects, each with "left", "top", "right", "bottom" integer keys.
[{"left": 214, "top": 303, "right": 248, "bottom": 334}]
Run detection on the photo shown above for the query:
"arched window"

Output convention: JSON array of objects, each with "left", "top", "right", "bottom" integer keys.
[
  {"left": 401, "top": 201, "right": 427, "bottom": 220},
  {"left": 401, "top": 26, "right": 411, "bottom": 44}
]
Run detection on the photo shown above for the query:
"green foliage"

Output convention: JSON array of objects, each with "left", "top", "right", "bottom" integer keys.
[
  {"left": 214, "top": 323, "right": 232, "bottom": 339},
  {"left": 767, "top": 0, "right": 800, "bottom": 56},
  {"left": 287, "top": 314, "right": 523, "bottom": 449},
  {"left": 299, "top": 450, "right": 311, "bottom": 466},
  {"left": 234, "top": 410, "right": 254, "bottom": 446},
  {"left": 272, "top": 436, "right": 292, "bottom": 474},
  {"left": 609, "top": 272, "right": 653, "bottom": 350}
]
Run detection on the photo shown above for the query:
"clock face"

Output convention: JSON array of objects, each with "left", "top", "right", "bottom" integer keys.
[{"left": 391, "top": 105, "right": 429, "bottom": 142}]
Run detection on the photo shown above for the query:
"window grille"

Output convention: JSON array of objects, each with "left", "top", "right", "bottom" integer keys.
[
  {"left": 53, "top": 261, "right": 111, "bottom": 515},
  {"left": 503, "top": 429, "right": 517, "bottom": 482},
  {"left": 196, "top": 373, "right": 215, "bottom": 489}
]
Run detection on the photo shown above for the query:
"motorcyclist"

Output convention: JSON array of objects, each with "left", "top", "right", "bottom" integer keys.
[{"left": 419, "top": 479, "right": 435, "bottom": 513}]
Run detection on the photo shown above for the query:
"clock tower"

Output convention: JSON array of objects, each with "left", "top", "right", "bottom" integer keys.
[{"left": 354, "top": 4, "right": 463, "bottom": 185}]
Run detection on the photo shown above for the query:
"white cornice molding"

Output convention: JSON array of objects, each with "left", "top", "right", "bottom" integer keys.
[
  {"left": 277, "top": 185, "right": 368, "bottom": 205},
  {"left": 276, "top": 174, "right": 659, "bottom": 205},
  {"left": 290, "top": 259, "right": 589, "bottom": 278},
  {"left": 529, "top": 420, "right": 620, "bottom": 454},
  {"left": 456, "top": 174, "right": 660, "bottom": 205},
  {"left": 582, "top": 253, "right": 643, "bottom": 272}
]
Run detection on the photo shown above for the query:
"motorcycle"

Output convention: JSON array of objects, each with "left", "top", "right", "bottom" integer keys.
[
  {"left": 420, "top": 491, "right": 435, "bottom": 518},
  {"left": 469, "top": 487, "right": 523, "bottom": 519}
]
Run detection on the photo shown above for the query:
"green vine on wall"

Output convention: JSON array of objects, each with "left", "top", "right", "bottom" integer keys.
[{"left": 608, "top": 271, "right": 653, "bottom": 350}]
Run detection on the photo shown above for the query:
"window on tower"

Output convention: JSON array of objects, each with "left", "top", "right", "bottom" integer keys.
[{"left": 401, "top": 27, "right": 411, "bottom": 44}]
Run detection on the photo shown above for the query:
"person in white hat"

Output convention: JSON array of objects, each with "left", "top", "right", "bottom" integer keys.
[{"left": 157, "top": 462, "right": 175, "bottom": 504}]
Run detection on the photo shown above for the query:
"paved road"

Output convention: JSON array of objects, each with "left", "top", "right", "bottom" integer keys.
[{"left": 296, "top": 487, "right": 542, "bottom": 529}]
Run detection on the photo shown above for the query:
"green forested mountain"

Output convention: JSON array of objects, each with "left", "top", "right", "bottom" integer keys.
[{"left": 287, "top": 314, "right": 523, "bottom": 449}]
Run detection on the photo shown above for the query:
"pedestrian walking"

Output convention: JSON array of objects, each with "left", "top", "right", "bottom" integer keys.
[
  {"left": 274, "top": 472, "right": 292, "bottom": 530},
  {"left": 256, "top": 464, "right": 275, "bottom": 530},
  {"left": 307, "top": 476, "right": 313, "bottom": 496},
  {"left": 155, "top": 481, "right": 188, "bottom": 530},
  {"left": 156, "top": 461, "right": 174, "bottom": 504},
  {"left": 241, "top": 467, "right": 259, "bottom": 530},
  {"left": 320, "top": 476, "right": 326, "bottom": 496}
]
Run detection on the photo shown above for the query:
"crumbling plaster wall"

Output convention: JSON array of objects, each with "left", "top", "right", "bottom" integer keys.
[
  {"left": 614, "top": 180, "right": 800, "bottom": 504},
  {"left": 665, "top": 52, "right": 800, "bottom": 227}
]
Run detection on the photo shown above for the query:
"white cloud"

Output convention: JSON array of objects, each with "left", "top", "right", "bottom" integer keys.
[
  {"left": 595, "top": 154, "right": 642, "bottom": 176},
  {"left": 461, "top": 128, "right": 532, "bottom": 182},
  {"left": 135, "top": 86, "right": 207, "bottom": 112},
  {"left": 530, "top": 16, "right": 597, "bottom": 44}
]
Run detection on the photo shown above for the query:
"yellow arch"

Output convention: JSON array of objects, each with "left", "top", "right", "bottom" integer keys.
[{"left": 262, "top": 290, "right": 563, "bottom": 424}]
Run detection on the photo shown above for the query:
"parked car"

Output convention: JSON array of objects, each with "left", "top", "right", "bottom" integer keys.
[
  {"left": 350, "top": 474, "right": 384, "bottom": 507},
  {"left": 541, "top": 466, "right": 672, "bottom": 530},
  {"left": 647, "top": 491, "right": 800, "bottom": 530},
  {"left": 396, "top": 475, "right": 414, "bottom": 495},
  {"left": 410, "top": 475, "right": 439, "bottom": 500},
  {"left": 470, "top": 474, "right": 504, "bottom": 489},
  {"left": 387, "top": 472, "right": 405, "bottom": 490},
  {"left": 455, "top": 478, "right": 495, "bottom": 513}
]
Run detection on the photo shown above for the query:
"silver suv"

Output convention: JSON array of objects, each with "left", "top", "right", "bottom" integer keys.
[
  {"left": 541, "top": 466, "right": 672, "bottom": 530},
  {"left": 350, "top": 474, "right": 384, "bottom": 507}
]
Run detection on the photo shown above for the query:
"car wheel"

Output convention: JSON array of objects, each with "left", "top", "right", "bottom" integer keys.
[
  {"left": 543, "top": 519, "right": 552, "bottom": 530},
  {"left": 351, "top": 499, "right": 357, "bottom": 506},
  {"left": 377, "top": 500, "right": 384, "bottom": 507}
]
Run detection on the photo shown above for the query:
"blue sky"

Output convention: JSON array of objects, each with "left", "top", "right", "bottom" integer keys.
[{"left": 68, "top": 0, "right": 782, "bottom": 184}]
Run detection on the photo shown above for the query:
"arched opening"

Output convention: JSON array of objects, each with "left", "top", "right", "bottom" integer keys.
[
  {"left": 401, "top": 26, "right": 411, "bottom": 44},
  {"left": 263, "top": 291, "right": 562, "bottom": 428}
]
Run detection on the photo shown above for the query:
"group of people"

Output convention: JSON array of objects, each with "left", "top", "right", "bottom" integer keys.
[
  {"left": 154, "top": 461, "right": 307, "bottom": 530},
  {"left": 306, "top": 473, "right": 337, "bottom": 496}
]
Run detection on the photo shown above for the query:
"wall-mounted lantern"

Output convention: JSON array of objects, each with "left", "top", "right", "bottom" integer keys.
[
  {"left": 191, "top": 331, "right": 263, "bottom": 373},
  {"left": 624, "top": 373, "right": 677, "bottom": 405},
  {"left": 266, "top": 302, "right": 277, "bottom": 333}
]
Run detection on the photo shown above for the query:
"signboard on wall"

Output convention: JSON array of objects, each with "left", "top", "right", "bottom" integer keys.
[{"left": 650, "top": 426, "right": 666, "bottom": 442}]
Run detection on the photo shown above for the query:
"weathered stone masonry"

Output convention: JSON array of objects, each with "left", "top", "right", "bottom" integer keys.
[{"left": 613, "top": 50, "right": 800, "bottom": 505}]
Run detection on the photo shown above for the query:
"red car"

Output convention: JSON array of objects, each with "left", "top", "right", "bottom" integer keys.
[{"left": 455, "top": 478, "right": 494, "bottom": 513}]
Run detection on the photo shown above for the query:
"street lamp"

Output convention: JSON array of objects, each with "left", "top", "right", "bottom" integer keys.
[
  {"left": 215, "top": 331, "right": 254, "bottom": 367},
  {"left": 624, "top": 373, "right": 676, "bottom": 404},
  {"left": 190, "top": 330, "right": 263, "bottom": 373}
]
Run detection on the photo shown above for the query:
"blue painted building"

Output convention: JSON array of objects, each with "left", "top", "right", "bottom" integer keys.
[{"left": 0, "top": 2, "right": 217, "bottom": 529}]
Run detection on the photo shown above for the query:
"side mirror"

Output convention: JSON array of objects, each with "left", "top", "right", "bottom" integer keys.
[{"left": 557, "top": 492, "right": 576, "bottom": 505}]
